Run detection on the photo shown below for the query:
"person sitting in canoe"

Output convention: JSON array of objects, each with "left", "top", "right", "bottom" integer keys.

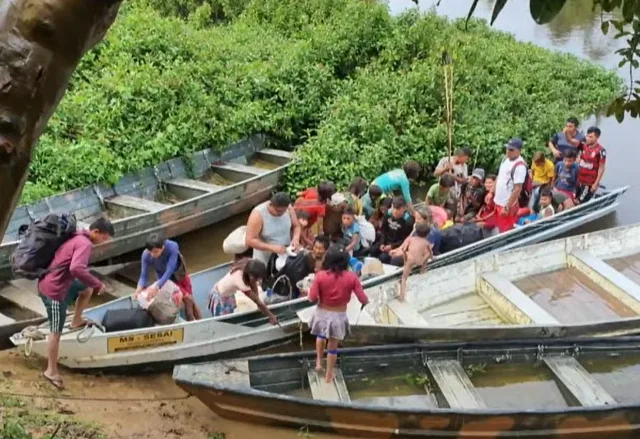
[
  {"left": 370, "top": 160, "right": 421, "bottom": 214},
  {"left": 548, "top": 117, "right": 585, "bottom": 164},
  {"left": 246, "top": 192, "right": 301, "bottom": 266},
  {"left": 294, "top": 181, "right": 336, "bottom": 235},
  {"left": 370, "top": 196, "right": 415, "bottom": 266},
  {"left": 307, "top": 245, "right": 369, "bottom": 383},
  {"left": 425, "top": 173, "right": 455, "bottom": 211},
  {"left": 575, "top": 126, "right": 607, "bottom": 205},
  {"left": 135, "top": 234, "right": 201, "bottom": 321},
  {"left": 209, "top": 258, "right": 277, "bottom": 324},
  {"left": 433, "top": 146, "right": 471, "bottom": 203},
  {"left": 361, "top": 184, "right": 385, "bottom": 220},
  {"left": 458, "top": 168, "right": 486, "bottom": 222}
]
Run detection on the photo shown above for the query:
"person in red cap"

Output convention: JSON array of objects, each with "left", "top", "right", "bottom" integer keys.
[{"left": 490, "top": 138, "right": 527, "bottom": 233}]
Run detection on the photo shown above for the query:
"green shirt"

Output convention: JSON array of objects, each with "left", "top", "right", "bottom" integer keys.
[{"left": 426, "top": 183, "right": 450, "bottom": 207}]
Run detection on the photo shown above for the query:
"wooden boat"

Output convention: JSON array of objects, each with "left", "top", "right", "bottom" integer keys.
[
  {"left": 173, "top": 336, "right": 640, "bottom": 438},
  {"left": 9, "top": 260, "right": 400, "bottom": 370},
  {"left": 0, "top": 135, "right": 293, "bottom": 280},
  {"left": 298, "top": 221, "right": 640, "bottom": 345}
]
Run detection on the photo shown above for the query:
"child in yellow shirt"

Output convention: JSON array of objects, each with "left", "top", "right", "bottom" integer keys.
[{"left": 531, "top": 151, "right": 555, "bottom": 188}]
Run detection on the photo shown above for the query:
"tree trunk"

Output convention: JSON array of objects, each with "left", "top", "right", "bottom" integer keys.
[{"left": 0, "top": 0, "right": 123, "bottom": 240}]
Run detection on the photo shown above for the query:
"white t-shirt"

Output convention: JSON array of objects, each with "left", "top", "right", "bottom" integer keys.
[{"left": 495, "top": 156, "right": 527, "bottom": 207}]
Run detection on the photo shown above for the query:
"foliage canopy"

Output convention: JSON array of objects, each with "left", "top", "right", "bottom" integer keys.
[{"left": 22, "top": 0, "right": 622, "bottom": 203}]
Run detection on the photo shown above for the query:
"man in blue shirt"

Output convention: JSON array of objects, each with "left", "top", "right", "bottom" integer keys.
[
  {"left": 135, "top": 234, "right": 201, "bottom": 320},
  {"left": 370, "top": 160, "right": 421, "bottom": 214},
  {"left": 548, "top": 117, "right": 585, "bottom": 164}
]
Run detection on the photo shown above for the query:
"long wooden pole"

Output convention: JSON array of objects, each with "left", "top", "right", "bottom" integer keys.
[{"left": 0, "top": 0, "right": 123, "bottom": 241}]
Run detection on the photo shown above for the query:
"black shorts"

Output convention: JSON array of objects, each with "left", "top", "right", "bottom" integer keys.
[{"left": 576, "top": 185, "right": 595, "bottom": 204}]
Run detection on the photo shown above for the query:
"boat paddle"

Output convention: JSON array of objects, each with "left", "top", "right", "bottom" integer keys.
[{"left": 354, "top": 303, "right": 367, "bottom": 325}]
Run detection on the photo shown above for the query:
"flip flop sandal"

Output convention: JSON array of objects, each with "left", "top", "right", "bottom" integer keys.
[
  {"left": 43, "top": 373, "right": 64, "bottom": 390},
  {"left": 68, "top": 319, "right": 90, "bottom": 331}
]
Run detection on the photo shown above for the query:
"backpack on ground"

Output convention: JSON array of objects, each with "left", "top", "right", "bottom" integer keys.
[
  {"left": 10, "top": 213, "right": 77, "bottom": 280},
  {"left": 507, "top": 159, "right": 533, "bottom": 208},
  {"left": 439, "top": 223, "right": 484, "bottom": 254}
]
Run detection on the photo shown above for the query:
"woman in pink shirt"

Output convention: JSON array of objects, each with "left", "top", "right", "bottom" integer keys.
[{"left": 308, "top": 246, "right": 369, "bottom": 383}]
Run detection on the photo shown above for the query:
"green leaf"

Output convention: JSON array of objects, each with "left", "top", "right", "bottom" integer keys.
[
  {"left": 601, "top": 20, "right": 610, "bottom": 35},
  {"left": 623, "top": 0, "right": 636, "bottom": 22},
  {"left": 490, "top": 0, "right": 508, "bottom": 25},
  {"left": 529, "top": 0, "right": 568, "bottom": 25}
]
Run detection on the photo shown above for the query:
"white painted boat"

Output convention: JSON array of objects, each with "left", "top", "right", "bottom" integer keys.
[
  {"left": 9, "top": 260, "right": 399, "bottom": 371},
  {"left": 8, "top": 187, "right": 629, "bottom": 370},
  {"left": 297, "top": 222, "right": 640, "bottom": 344}
]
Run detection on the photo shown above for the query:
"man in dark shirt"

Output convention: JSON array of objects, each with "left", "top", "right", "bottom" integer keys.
[
  {"left": 372, "top": 197, "right": 415, "bottom": 266},
  {"left": 548, "top": 117, "right": 585, "bottom": 164}
]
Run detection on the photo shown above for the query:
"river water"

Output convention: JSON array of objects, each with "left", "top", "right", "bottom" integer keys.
[{"left": 132, "top": 1, "right": 637, "bottom": 436}]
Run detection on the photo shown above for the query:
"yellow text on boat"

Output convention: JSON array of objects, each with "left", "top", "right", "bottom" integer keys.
[{"left": 107, "top": 328, "right": 184, "bottom": 353}]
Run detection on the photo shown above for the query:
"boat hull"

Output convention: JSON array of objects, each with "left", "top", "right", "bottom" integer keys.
[
  {"left": 175, "top": 337, "right": 640, "bottom": 438},
  {"left": 0, "top": 135, "right": 292, "bottom": 280}
]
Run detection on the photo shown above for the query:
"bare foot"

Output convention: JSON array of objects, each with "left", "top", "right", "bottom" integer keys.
[
  {"left": 325, "top": 372, "right": 336, "bottom": 383},
  {"left": 315, "top": 362, "right": 323, "bottom": 373}
]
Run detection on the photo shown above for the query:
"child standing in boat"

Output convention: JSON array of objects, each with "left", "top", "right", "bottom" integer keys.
[{"left": 307, "top": 245, "right": 369, "bottom": 383}]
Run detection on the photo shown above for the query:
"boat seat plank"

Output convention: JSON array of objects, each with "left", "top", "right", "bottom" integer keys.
[
  {"left": 166, "top": 178, "right": 223, "bottom": 193},
  {"left": 259, "top": 148, "right": 293, "bottom": 160},
  {"left": 307, "top": 368, "right": 351, "bottom": 403},
  {"left": 0, "top": 281, "right": 46, "bottom": 315},
  {"left": 387, "top": 299, "right": 429, "bottom": 326},
  {"left": 105, "top": 195, "right": 169, "bottom": 213},
  {"left": 568, "top": 250, "right": 640, "bottom": 314},
  {"left": 212, "top": 162, "right": 266, "bottom": 177},
  {"left": 479, "top": 273, "right": 559, "bottom": 325},
  {"left": 174, "top": 360, "right": 250, "bottom": 389},
  {"left": 544, "top": 356, "right": 616, "bottom": 407},
  {"left": 0, "top": 312, "right": 15, "bottom": 325},
  {"left": 426, "top": 359, "right": 485, "bottom": 409},
  {"left": 90, "top": 271, "right": 134, "bottom": 299}
]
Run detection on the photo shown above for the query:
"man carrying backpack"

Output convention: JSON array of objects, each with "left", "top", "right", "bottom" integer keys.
[
  {"left": 38, "top": 217, "right": 115, "bottom": 389},
  {"left": 490, "top": 138, "right": 530, "bottom": 233}
]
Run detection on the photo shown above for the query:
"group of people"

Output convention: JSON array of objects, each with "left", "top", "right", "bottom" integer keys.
[{"left": 35, "top": 117, "right": 607, "bottom": 387}]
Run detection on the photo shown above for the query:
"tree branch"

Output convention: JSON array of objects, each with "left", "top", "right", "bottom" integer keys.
[{"left": 0, "top": 0, "right": 123, "bottom": 240}]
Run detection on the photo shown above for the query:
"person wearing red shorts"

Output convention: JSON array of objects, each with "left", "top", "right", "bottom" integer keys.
[
  {"left": 491, "top": 138, "right": 527, "bottom": 233},
  {"left": 135, "top": 234, "right": 201, "bottom": 321}
]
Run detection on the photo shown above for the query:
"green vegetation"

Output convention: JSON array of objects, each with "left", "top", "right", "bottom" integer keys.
[
  {"left": 23, "top": 0, "right": 622, "bottom": 204},
  {"left": 0, "top": 396, "right": 104, "bottom": 439}
]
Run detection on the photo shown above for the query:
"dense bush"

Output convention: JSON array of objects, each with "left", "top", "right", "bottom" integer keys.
[
  {"left": 22, "top": 0, "right": 622, "bottom": 203},
  {"left": 282, "top": 10, "right": 623, "bottom": 193}
]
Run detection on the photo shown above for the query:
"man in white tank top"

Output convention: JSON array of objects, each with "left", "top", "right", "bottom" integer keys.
[{"left": 245, "top": 192, "right": 301, "bottom": 265}]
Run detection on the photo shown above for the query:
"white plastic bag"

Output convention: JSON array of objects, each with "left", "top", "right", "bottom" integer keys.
[
  {"left": 223, "top": 226, "right": 248, "bottom": 255},
  {"left": 356, "top": 215, "right": 375, "bottom": 248}
]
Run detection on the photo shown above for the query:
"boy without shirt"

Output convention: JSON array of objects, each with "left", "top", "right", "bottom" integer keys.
[{"left": 398, "top": 223, "right": 432, "bottom": 302}]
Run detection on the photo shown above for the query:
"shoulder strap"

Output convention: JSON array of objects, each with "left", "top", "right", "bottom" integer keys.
[{"left": 510, "top": 160, "right": 526, "bottom": 181}]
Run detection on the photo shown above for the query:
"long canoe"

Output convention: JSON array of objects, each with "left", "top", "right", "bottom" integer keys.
[
  {"left": 174, "top": 336, "right": 640, "bottom": 438},
  {"left": 298, "top": 220, "right": 640, "bottom": 344},
  {"left": 0, "top": 135, "right": 293, "bottom": 280},
  {"left": 8, "top": 187, "right": 630, "bottom": 369}
]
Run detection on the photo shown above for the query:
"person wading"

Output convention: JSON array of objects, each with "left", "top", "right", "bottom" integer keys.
[
  {"left": 491, "top": 138, "right": 527, "bottom": 233},
  {"left": 246, "top": 192, "right": 301, "bottom": 265},
  {"left": 135, "top": 234, "right": 201, "bottom": 321},
  {"left": 38, "top": 218, "right": 114, "bottom": 389}
]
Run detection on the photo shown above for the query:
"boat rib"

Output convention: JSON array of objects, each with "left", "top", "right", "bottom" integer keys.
[
  {"left": 543, "top": 356, "right": 616, "bottom": 407},
  {"left": 307, "top": 368, "right": 351, "bottom": 403}
]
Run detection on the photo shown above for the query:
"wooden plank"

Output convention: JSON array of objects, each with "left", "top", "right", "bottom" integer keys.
[
  {"left": 387, "top": 299, "right": 429, "bottom": 326},
  {"left": 0, "top": 312, "right": 15, "bottom": 325},
  {"left": 307, "top": 368, "right": 351, "bottom": 403},
  {"left": 211, "top": 162, "right": 265, "bottom": 182},
  {"left": 0, "top": 282, "right": 45, "bottom": 315},
  {"left": 426, "top": 359, "right": 485, "bottom": 409},
  {"left": 544, "top": 356, "right": 616, "bottom": 407},
  {"left": 166, "top": 177, "right": 223, "bottom": 193},
  {"left": 568, "top": 250, "right": 640, "bottom": 314},
  {"left": 90, "top": 271, "right": 134, "bottom": 298},
  {"left": 105, "top": 195, "right": 169, "bottom": 213},
  {"left": 479, "top": 273, "right": 559, "bottom": 325},
  {"left": 256, "top": 149, "right": 293, "bottom": 166}
]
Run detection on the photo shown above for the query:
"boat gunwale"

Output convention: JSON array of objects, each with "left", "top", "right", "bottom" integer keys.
[{"left": 174, "top": 335, "right": 640, "bottom": 417}]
